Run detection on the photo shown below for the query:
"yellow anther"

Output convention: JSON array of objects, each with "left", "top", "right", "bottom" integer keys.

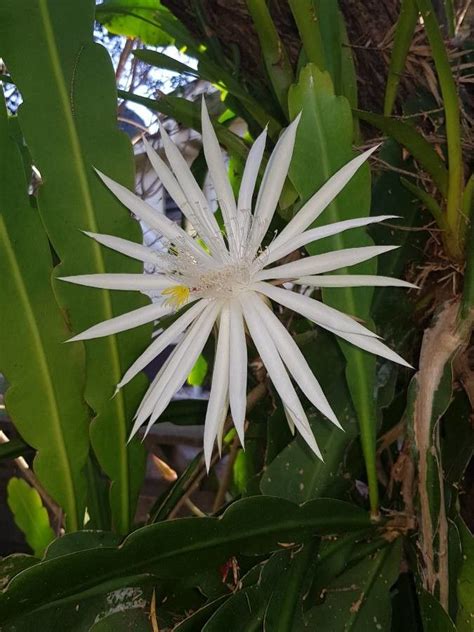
[{"left": 162, "top": 285, "right": 190, "bottom": 309}]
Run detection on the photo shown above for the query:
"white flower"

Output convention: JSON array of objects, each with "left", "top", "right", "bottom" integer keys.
[{"left": 62, "top": 102, "right": 413, "bottom": 469}]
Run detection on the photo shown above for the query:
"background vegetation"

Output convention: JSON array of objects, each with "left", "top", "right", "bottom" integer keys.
[{"left": 0, "top": 0, "right": 472, "bottom": 629}]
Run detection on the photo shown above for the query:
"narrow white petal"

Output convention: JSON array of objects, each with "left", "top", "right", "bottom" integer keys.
[
  {"left": 253, "top": 282, "right": 379, "bottom": 338},
  {"left": 68, "top": 302, "right": 171, "bottom": 342},
  {"left": 259, "top": 215, "right": 397, "bottom": 267},
  {"left": 95, "top": 168, "right": 209, "bottom": 264},
  {"left": 247, "top": 114, "right": 301, "bottom": 257},
  {"left": 132, "top": 338, "right": 180, "bottom": 425},
  {"left": 256, "top": 245, "right": 398, "bottom": 281},
  {"left": 252, "top": 296, "right": 341, "bottom": 428},
  {"left": 237, "top": 127, "right": 267, "bottom": 243},
  {"left": 204, "top": 304, "right": 231, "bottom": 470},
  {"left": 295, "top": 274, "right": 418, "bottom": 289},
  {"left": 143, "top": 136, "right": 216, "bottom": 259},
  {"left": 216, "top": 395, "right": 230, "bottom": 457},
  {"left": 129, "top": 336, "right": 186, "bottom": 438},
  {"left": 270, "top": 146, "right": 378, "bottom": 251},
  {"left": 143, "top": 137, "right": 189, "bottom": 213},
  {"left": 130, "top": 301, "right": 220, "bottom": 437},
  {"left": 283, "top": 406, "right": 322, "bottom": 460},
  {"left": 117, "top": 299, "right": 208, "bottom": 390},
  {"left": 283, "top": 405, "right": 296, "bottom": 435},
  {"left": 228, "top": 299, "right": 247, "bottom": 447},
  {"left": 83, "top": 231, "right": 162, "bottom": 266},
  {"left": 144, "top": 302, "right": 220, "bottom": 432},
  {"left": 159, "top": 123, "right": 227, "bottom": 259},
  {"left": 201, "top": 99, "right": 239, "bottom": 253},
  {"left": 240, "top": 292, "right": 321, "bottom": 458},
  {"left": 325, "top": 325, "right": 413, "bottom": 369},
  {"left": 60, "top": 273, "right": 175, "bottom": 291}
]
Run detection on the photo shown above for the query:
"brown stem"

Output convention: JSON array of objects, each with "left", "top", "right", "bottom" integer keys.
[
  {"left": 0, "top": 431, "right": 62, "bottom": 527},
  {"left": 115, "top": 37, "right": 135, "bottom": 83}
]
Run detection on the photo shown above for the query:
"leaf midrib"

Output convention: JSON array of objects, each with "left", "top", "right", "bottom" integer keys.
[
  {"left": 38, "top": 0, "right": 129, "bottom": 529},
  {"left": 0, "top": 217, "right": 78, "bottom": 529}
]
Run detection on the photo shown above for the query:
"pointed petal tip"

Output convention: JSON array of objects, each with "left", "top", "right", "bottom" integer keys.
[{"left": 327, "top": 414, "right": 343, "bottom": 431}]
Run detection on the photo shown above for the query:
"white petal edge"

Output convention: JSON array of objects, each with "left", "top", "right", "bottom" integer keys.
[
  {"left": 256, "top": 245, "right": 398, "bottom": 281},
  {"left": 252, "top": 294, "right": 341, "bottom": 428},
  {"left": 295, "top": 274, "right": 418, "bottom": 289},
  {"left": 117, "top": 298, "right": 208, "bottom": 391},
  {"left": 228, "top": 299, "right": 247, "bottom": 447},
  {"left": 83, "top": 231, "right": 164, "bottom": 266},
  {"left": 95, "top": 168, "right": 210, "bottom": 265},
  {"left": 142, "top": 136, "right": 216, "bottom": 261},
  {"left": 159, "top": 123, "right": 228, "bottom": 260},
  {"left": 325, "top": 324, "right": 413, "bottom": 369},
  {"left": 204, "top": 304, "right": 231, "bottom": 470},
  {"left": 247, "top": 114, "right": 301, "bottom": 258},
  {"left": 258, "top": 215, "right": 398, "bottom": 267},
  {"left": 59, "top": 273, "right": 175, "bottom": 291},
  {"left": 239, "top": 292, "right": 321, "bottom": 459},
  {"left": 237, "top": 126, "right": 267, "bottom": 245},
  {"left": 253, "top": 281, "right": 379, "bottom": 339},
  {"left": 130, "top": 300, "right": 221, "bottom": 437},
  {"left": 67, "top": 302, "right": 171, "bottom": 343},
  {"left": 201, "top": 99, "right": 239, "bottom": 254},
  {"left": 270, "top": 146, "right": 379, "bottom": 251}
]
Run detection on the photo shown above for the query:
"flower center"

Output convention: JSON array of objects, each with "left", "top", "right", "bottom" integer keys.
[{"left": 163, "top": 261, "right": 252, "bottom": 307}]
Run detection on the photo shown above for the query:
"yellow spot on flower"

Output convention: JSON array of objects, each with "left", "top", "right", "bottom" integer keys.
[{"left": 162, "top": 285, "right": 190, "bottom": 308}]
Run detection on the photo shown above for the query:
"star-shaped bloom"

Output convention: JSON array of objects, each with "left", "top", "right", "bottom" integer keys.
[{"left": 62, "top": 103, "right": 413, "bottom": 468}]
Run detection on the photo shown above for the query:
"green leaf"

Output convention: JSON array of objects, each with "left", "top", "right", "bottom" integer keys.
[
  {"left": 0, "top": 556, "right": 38, "bottom": 591},
  {"left": 339, "top": 13, "right": 359, "bottom": 113},
  {"left": 246, "top": 0, "right": 294, "bottom": 118},
  {"left": 416, "top": 0, "right": 465, "bottom": 255},
  {"left": 173, "top": 596, "right": 229, "bottom": 631},
  {"left": 0, "top": 497, "right": 371, "bottom": 623},
  {"left": 0, "top": 93, "right": 90, "bottom": 531},
  {"left": 188, "top": 354, "right": 208, "bottom": 387},
  {"left": 90, "top": 606, "right": 153, "bottom": 632},
  {"left": 313, "top": 0, "right": 343, "bottom": 94},
  {"left": 457, "top": 518, "right": 474, "bottom": 631},
  {"left": 300, "top": 539, "right": 402, "bottom": 630},
  {"left": 133, "top": 48, "right": 198, "bottom": 77},
  {"left": 354, "top": 109, "right": 449, "bottom": 197},
  {"left": 0, "top": 0, "right": 152, "bottom": 533},
  {"left": 261, "top": 418, "right": 357, "bottom": 503},
  {"left": 418, "top": 587, "right": 457, "bottom": 631},
  {"left": 203, "top": 548, "right": 295, "bottom": 631},
  {"left": 203, "top": 585, "right": 266, "bottom": 630},
  {"left": 289, "top": 0, "right": 326, "bottom": 70},
  {"left": 262, "top": 328, "right": 358, "bottom": 502},
  {"left": 384, "top": 0, "right": 418, "bottom": 115},
  {"left": 263, "top": 542, "right": 317, "bottom": 631},
  {"left": 6, "top": 478, "right": 55, "bottom": 557},
  {"left": 401, "top": 177, "right": 447, "bottom": 230},
  {"left": 288, "top": 64, "right": 379, "bottom": 514},
  {"left": 96, "top": 0, "right": 178, "bottom": 46},
  {"left": 118, "top": 90, "right": 251, "bottom": 163}
]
